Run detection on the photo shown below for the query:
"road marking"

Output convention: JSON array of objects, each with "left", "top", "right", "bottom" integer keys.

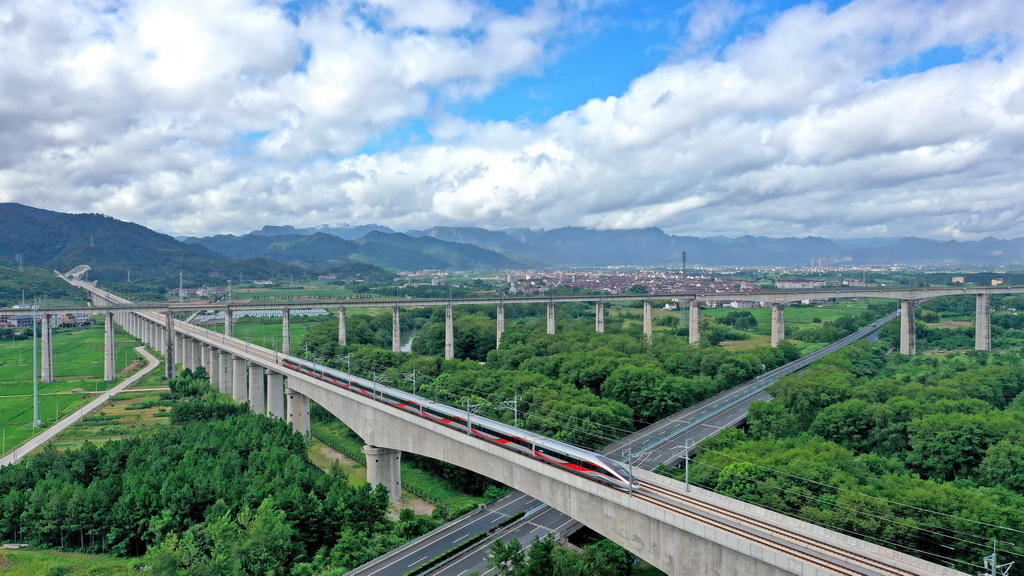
[
  {"left": 454, "top": 532, "right": 471, "bottom": 543},
  {"left": 409, "top": 555, "right": 428, "bottom": 567}
]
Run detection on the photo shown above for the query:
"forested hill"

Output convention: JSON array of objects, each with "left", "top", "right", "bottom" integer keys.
[
  {"left": 0, "top": 203, "right": 304, "bottom": 289},
  {"left": 184, "top": 230, "right": 528, "bottom": 271}
]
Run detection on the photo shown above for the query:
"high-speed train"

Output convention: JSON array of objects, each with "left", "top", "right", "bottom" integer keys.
[{"left": 280, "top": 356, "right": 639, "bottom": 491}]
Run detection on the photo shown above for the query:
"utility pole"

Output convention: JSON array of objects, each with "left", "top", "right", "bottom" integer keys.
[
  {"left": 32, "top": 301, "right": 39, "bottom": 428},
  {"left": 979, "top": 540, "right": 1015, "bottom": 576},
  {"left": 179, "top": 271, "right": 184, "bottom": 304},
  {"left": 403, "top": 368, "right": 418, "bottom": 395},
  {"left": 499, "top": 394, "right": 520, "bottom": 428},
  {"left": 465, "top": 400, "right": 482, "bottom": 436},
  {"left": 622, "top": 446, "right": 634, "bottom": 496}
]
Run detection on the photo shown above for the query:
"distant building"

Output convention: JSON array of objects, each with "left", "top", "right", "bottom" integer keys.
[
  {"left": 992, "top": 278, "right": 1005, "bottom": 286},
  {"left": 952, "top": 276, "right": 966, "bottom": 284},
  {"left": 776, "top": 280, "right": 827, "bottom": 290},
  {"left": 318, "top": 274, "right": 337, "bottom": 281}
]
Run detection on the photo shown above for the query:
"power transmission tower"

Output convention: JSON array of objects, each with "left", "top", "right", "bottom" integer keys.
[{"left": 681, "top": 251, "right": 687, "bottom": 277}]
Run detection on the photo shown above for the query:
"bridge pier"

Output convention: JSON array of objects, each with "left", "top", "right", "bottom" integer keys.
[
  {"left": 596, "top": 301, "right": 605, "bottom": 333},
  {"left": 444, "top": 304, "right": 454, "bottom": 360},
  {"left": 338, "top": 308, "right": 347, "bottom": 347},
  {"left": 41, "top": 314, "right": 53, "bottom": 383},
  {"left": 218, "top": 351, "right": 232, "bottom": 394},
  {"left": 770, "top": 303, "right": 785, "bottom": 347},
  {"left": 363, "top": 445, "right": 402, "bottom": 503},
  {"left": 232, "top": 356, "right": 247, "bottom": 403},
  {"left": 496, "top": 303, "right": 505, "bottom": 348},
  {"left": 547, "top": 301, "right": 556, "bottom": 335},
  {"left": 104, "top": 312, "right": 116, "bottom": 381},
  {"left": 643, "top": 300, "right": 653, "bottom": 344},
  {"left": 248, "top": 363, "right": 266, "bottom": 414},
  {"left": 975, "top": 293, "right": 991, "bottom": 351},
  {"left": 900, "top": 299, "right": 917, "bottom": 355},
  {"left": 392, "top": 306, "right": 401, "bottom": 353},
  {"left": 287, "top": 388, "right": 310, "bottom": 435},
  {"left": 164, "top": 311, "right": 176, "bottom": 380},
  {"left": 191, "top": 339, "right": 202, "bottom": 371},
  {"left": 688, "top": 299, "right": 701, "bottom": 344},
  {"left": 267, "top": 372, "right": 285, "bottom": 419},
  {"left": 281, "top": 309, "right": 291, "bottom": 356},
  {"left": 224, "top": 307, "right": 233, "bottom": 338}
]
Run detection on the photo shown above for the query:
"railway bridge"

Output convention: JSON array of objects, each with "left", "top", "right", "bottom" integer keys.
[{"left": 23, "top": 277, "right": 991, "bottom": 574}]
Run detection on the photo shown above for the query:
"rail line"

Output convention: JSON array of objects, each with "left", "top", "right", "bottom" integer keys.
[{"left": 638, "top": 480, "right": 925, "bottom": 576}]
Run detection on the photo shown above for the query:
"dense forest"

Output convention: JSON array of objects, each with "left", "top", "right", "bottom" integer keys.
[
  {"left": 0, "top": 369, "right": 444, "bottom": 575},
  {"left": 662, "top": 297, "right": 1024, "bottom": 572}
]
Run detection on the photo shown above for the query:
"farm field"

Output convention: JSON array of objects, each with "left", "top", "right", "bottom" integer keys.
[{"left": 0, "top": 321, "right": 145, "bottom": 457}]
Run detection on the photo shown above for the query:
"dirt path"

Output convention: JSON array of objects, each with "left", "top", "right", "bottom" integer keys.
[{"left": 311, "top": 444, "right": 435, "bottom": 516}]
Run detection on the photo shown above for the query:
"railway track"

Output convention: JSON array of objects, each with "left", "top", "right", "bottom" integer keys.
[{"left": 638, "top": 480, "right": 924, "bottom": 576}]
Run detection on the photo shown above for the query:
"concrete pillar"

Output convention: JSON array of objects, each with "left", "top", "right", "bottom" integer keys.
[
  {"left": 392, "top": 306, "right": 401, "bottom": 353},
  {"left": 975, "top": 293, "right": 991, "bottom": 351},
  {"left": 771, "top": 303, "right": 785, "bottom": 348},
  {"left": 688, "top": 299, "right": 701, "bottom": 345},
  {"left": 281, "top": 309, "right": 291, "bottom": 356},
  {"left": 232, "top": 356, "right": 247, "bottom": 403},
  {"left": 104, "top": 312, "right": 116, "bottom": 381},
  {"left": 286, "top": 388, "right": 310, "bottom": 435},
  {"left": 496, "top": 303, "right": 505, "bottom": 348},
  {"left": 224, "top": 307, "right": 233, "bottom": 338},
  {"left": 208, "top": 347, "right": 220, "bottom": 388},
  {"left": 164, "top": 310, "right": 176, "bottom": 380},
  {"left": 338, "top": 307, "right": 347, "bottom": 347},
  {"left": 248, "top": 363, "right": 265, "bottom": 414},
  {"left": 547, "top": 301, "right": 556, "bottom": 335},
  {"left": 900, "top": 299, "right": 917, "bottom": 356},
  {"left": 41, "top": 314, "right": 54, "bottom": 383},
  {"left": 363, "top": 445, "right": 402, "bottom": 503},
  {"left": 643, "top": 300, "right": 653, "bottom": 345},
  {"left": 444, "top": 304, "right": 454, "bottom": 360},
  {"left": 267, "top": 372, "right": 285, "bottom": 419},
  {"left": 199, "top": 344, "right": 210, "bottom": 374},
  {"left": 596, "top": 301, "right": 605, "bottom": 333},
  {"left": 219, "top": 351, "right": 232, "bottom": 394}
]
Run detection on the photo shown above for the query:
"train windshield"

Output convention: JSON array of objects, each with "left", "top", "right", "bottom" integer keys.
[{"left": 595, "top": 455, "right": 633, "bottom": 479}]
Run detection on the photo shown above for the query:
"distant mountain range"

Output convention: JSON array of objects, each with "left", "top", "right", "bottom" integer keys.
[
  {"left": 0, "top": 203, "right": 307, "bottom": 288},
  {"left": 4, "top": 204, "right": 1023, "bottom": 289},
  {"left": 200, "top": 221, "right": 1023, "bottom": 268}
]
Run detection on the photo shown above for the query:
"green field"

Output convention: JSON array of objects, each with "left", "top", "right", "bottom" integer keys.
[
  {"left": 0, "top": 321, "right": 146, "bottom": 457},
  {"left": 205, "top": 314, "right": 323, "bottom": 355},
  {"left": 0, "top": 548, "right": 136, "bottom": 575},
  {"left": 650, "top": 298, "right": 889, "bottom": 330}
]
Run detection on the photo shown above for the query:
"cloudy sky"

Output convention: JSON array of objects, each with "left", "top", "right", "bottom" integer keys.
[{"left": 1, "top": 0, "right": 1022, "bottom": 240}]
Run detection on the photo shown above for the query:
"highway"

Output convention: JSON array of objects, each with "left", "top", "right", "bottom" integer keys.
[{"left": 348, "top": 311, "right": 899, "bottom": 576}]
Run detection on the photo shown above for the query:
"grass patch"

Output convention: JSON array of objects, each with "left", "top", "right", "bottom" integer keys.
[{"left": 0, "top": 548, "right": 136, "bottom": 576}]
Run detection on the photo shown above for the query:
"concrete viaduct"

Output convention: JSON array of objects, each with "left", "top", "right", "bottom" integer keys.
[
  {"left": 46, "top": 277, "right": 976, "bottom": 576},
  {"left": 21, "top": 283, "right": 1024, "bottom": 388}
]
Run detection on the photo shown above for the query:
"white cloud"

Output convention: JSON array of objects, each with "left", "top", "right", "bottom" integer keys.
[{"left": 0, "top": 0, "right": 1022, "bottom": 242}]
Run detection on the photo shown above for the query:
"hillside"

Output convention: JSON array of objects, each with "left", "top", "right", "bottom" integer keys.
[
  {"left": 0, "top": 203, "right": 304, "bottom": 289},
  {"left": 412, "top": 226, "right": 1024, "bottom": 267},
  {"left": 187, "top": 230, "right": 528, "bottom": 271}
]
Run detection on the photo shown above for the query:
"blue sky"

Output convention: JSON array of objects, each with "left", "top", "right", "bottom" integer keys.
[{"left": 0, "top": 0, "right": 1022, "bottom": 240}]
